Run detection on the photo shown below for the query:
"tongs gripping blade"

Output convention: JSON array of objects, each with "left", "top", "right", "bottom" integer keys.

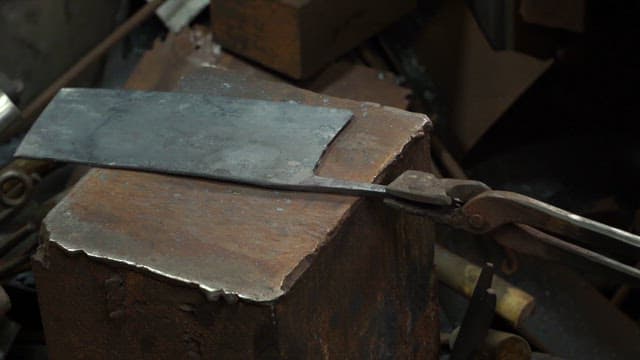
[
  {"left": 383, "top": 172, "right": 640, "bottom": 283},
  {"left": 386, "top": 170, "right": 489, "bottom": 206}
]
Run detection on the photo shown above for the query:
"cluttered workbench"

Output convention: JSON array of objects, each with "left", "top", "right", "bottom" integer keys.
[{"left": 3, "top": 1, "right": 640, "bottom": 359}]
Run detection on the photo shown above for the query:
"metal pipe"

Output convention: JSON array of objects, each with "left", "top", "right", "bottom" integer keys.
[{"left": 434, "top": 244, "right": 535, "bottom": 328}]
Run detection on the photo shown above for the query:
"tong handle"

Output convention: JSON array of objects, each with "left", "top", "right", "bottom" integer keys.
[{"left": 462, "top": 190, "right": 640, "bottom": 258}]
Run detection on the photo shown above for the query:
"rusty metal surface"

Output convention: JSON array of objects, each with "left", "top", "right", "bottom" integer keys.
[
  {"left": 209, "top": 0, "right": 416, "bottom": 78},
  {"left": 34, "top": 243, "right": 280, "bottom": 359},
  {"left": 36, "top": 201, "right": 439, "bottom": 358},
  {"left": 48, "top": 170, "right": 359, "bottom": 302},
  {"left": 387, "top": 170, "right": 488, "bottom": 206}
]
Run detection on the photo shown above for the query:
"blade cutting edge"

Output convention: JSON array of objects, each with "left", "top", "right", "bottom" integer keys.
[{"left": 16, "top": 88, "right": 353, "bottom": 186}]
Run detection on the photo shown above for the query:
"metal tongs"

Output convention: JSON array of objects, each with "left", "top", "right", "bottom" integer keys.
[{"left": 383, "top": 171, "right": 640, "bottom": 283}]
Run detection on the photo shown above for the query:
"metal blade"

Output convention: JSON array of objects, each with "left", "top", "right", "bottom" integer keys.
[{"left": 16, "top": 88, "right": 353, "bottom": 187}]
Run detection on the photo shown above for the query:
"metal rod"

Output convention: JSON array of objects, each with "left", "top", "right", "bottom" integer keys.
[
  {"left": 450, "top": 263, "right": 496, "bottom": 360},
  {"left": 512, "top": 224, "right": 640, "bottom": 284}
]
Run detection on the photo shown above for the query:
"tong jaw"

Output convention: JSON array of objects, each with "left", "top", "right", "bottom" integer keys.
[
  {"left": 385, "top": 170, "right": 640, "bottom": 284},
  {"left": 387, "top": 170, "right": 489, "bottom": 206}
]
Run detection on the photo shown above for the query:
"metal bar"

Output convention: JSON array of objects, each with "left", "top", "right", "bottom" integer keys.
[
  {"left": 450, "top": 263, "right": 497, "bottom": 360},
  {"left": 463, "top": 191, "right": 640, "bottom": 257},
  {"left": 510, "top": 224, "right": 640, "bottom": 284}
]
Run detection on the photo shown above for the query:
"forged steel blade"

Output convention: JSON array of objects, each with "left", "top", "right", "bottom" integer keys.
[
  {"left": 13, "top": 88, "right": 640, "bottom": 283},
  {"left": 15, "top": 88, "right": 357, "bottom": 189}
]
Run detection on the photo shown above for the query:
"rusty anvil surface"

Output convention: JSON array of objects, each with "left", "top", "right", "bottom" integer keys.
[{"left": 33, "top": 65, "right": 439, "bottom": 357}]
